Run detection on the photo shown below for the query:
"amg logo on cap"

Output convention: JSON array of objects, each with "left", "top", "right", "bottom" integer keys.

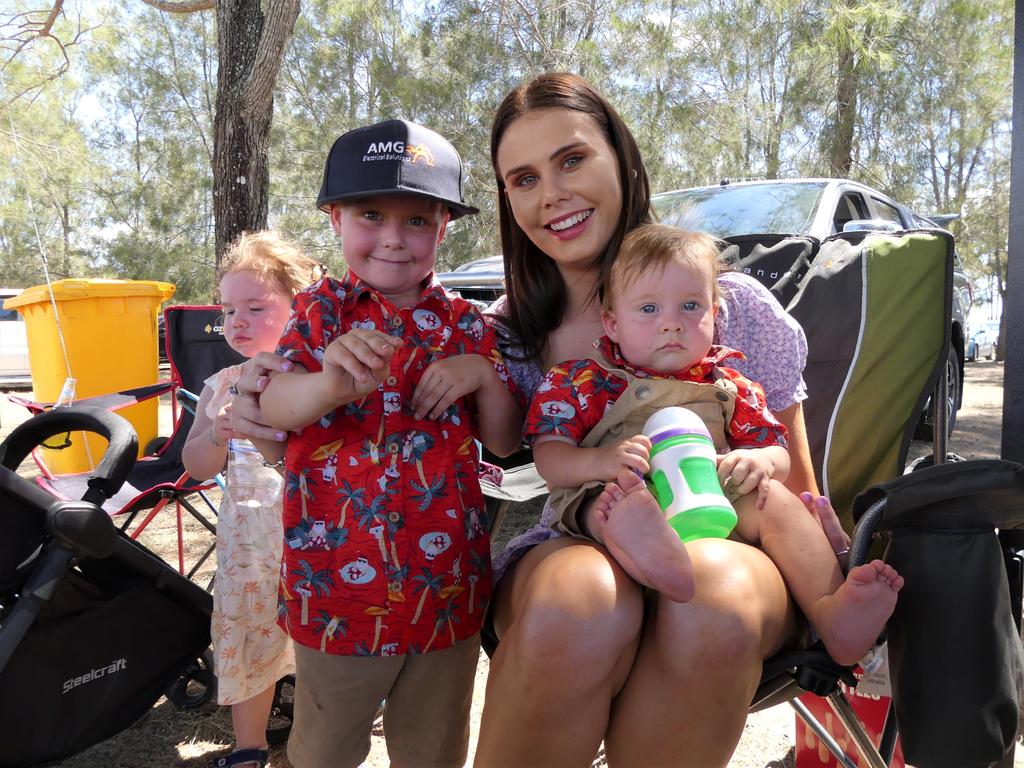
[
  {"left": 62, "top": 657, "right": 128, "bottom": 694},
  {"left": 364, "top": 142, "right": 435, "bottom": 167}
]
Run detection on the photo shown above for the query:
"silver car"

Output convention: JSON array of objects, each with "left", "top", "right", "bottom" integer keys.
[{"left": 439, "top": 178, "right": 971, "bottom": 433}]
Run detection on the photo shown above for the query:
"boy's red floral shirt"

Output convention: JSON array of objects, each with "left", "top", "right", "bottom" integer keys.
[
  {"left": 275, "top": 273, "right": 515, "bottom": 656},
  {"left": 525, "top": 336, "right": 787, "bottom": 448}
]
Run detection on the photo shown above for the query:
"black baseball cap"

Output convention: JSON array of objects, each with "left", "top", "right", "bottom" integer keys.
[{"left": 316, "top": 119, "right": 479, "bottom": 220}]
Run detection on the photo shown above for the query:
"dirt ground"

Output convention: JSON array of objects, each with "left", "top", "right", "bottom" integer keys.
[{"left": 0, "top": 360, "right": 1013, "bottom": 767}]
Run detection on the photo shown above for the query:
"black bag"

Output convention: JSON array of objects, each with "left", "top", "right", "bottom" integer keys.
[
  {"left": 853, "top": 460, "right": 1024, "bottom": 768},
  {"left": 0, "top": 554, "right": 211, "bottom": 767}
]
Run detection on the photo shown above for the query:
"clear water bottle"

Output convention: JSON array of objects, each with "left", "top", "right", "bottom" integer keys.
[
  {"left": 642, "top": 406, "right": 738, "bottom": 543},
  {"left": 226, "top": 438, "right": 282, "bottom": 509}
]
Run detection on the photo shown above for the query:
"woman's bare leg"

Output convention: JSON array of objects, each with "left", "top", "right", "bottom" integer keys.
[
  {"left": 475, "top": 537, "right": 644, "bottom": 767},
  {"left": 604, "top": 538, "right": 797, "bottom": 767}
]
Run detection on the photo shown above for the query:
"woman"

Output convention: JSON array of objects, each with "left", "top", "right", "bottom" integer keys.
[{"left": 473, "top": 72, "right": 844, "bottom": 767}]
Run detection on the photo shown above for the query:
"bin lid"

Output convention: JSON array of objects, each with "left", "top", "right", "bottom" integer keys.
[{"left": 3, "top": 279, "right": 176, "bottom": 310}]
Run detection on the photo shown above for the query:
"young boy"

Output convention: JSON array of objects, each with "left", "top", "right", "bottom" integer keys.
[
  {"left": 527, "top": 222, "right": 903, "bottom": 666},
  {"left": 259, "top": 120, "right": 521, "bottom": 768}
]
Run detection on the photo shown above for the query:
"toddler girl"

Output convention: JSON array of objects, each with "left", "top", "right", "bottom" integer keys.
[{"left": 183, "top": 230, "right": 321, "bottom": 768}]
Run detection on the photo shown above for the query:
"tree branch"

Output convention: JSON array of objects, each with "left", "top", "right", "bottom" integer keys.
[
  {"left": 137, "top": 0, "right": 215, "bottom": 12},
  {"left": 242, "top": 0, "right": 299, "bottom": 121}
]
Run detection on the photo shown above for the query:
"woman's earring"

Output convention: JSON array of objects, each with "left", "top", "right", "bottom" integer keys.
[{"left": 632, "top": 169, "right": 638, "bottom": 178}]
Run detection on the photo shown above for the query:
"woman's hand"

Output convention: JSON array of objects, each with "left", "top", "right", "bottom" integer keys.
[
  {"left": 229, "top": 352, "right": 293, "bottom": 443},
  {"left": 800, "top": 492, "right": 851, "bottom": 568}
]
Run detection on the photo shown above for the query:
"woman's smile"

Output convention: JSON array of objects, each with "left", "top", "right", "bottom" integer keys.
[{"left": 545, "top": 208, "right": 594, "bottom": 238}]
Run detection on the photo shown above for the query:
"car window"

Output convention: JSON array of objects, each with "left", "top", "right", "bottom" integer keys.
[
  {"left": 833, "top": 193, "right": 869, "bottom": 233},
  {"left": 0, "top": 308, "right": 19, "bottom": 322},
  {"left": 652, "top": 182, "right": 825, "bottom": 237},
  {"left": 871, "top": 197, "right": 905, "bottom": 226}
]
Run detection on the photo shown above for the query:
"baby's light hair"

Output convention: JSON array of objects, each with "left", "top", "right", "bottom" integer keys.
[
  {"left": 218, "top": 230, "right": 325, "bottom": 298},
  {"left": 603, "top": 224, "right": 723, "bottom": 311}
]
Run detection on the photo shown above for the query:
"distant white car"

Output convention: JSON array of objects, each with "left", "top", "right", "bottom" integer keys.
[
  {"left": 967, "top": 320, "right": 999, "bottom": 362},
  {"left": 0, "top": 288, "right": 31, "bottom": 383}
]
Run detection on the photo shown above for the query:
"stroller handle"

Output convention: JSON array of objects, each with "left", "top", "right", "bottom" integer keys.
[{"left": 0, "top": 406, "right": 138, "bottom": 504}]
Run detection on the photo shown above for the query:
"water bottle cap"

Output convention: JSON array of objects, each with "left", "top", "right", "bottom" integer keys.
[
  {"left": 642, "top": 406, "right": 713, "bottom": 442},
  {"left": 647, "top": 425, "right": 713, "bottom": 444}
]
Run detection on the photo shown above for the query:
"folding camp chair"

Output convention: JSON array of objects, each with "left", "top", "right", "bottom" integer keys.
[
  {"left": 481, "top": 227, "right": 1018, "bottom": 767},
  {"left": 739, "top": 228, "right": 1024, "bottom": 767},
  {"left": 7, "top": 305, "right": 243, "bottom": 584}
]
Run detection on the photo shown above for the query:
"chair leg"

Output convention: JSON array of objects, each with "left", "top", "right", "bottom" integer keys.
[
  {"left": 488, "top": 499, "right": 511, "bottom": 538},
  {"left": 877, "top": 699, "right": 899, "bottom": 765},
  {"left": 826, "top": 690, "right": 889, "bottom": 768},
  {"left": 790, "top": 698, "right": 859, "bottom": 768}
]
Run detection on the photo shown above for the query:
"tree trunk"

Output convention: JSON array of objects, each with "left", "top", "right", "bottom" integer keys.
[
  {"left": 138, "top": 0, "right": 298, "bottom": 267},
  {"left": 211, "top": 0, "right": 298, "bottom": 267},
  {"left": 828, "top": 44, "right": 858, "bottom": 176}
]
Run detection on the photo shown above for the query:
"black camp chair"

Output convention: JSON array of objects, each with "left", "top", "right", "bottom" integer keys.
[
  {"left": 482, "top": 228, "right": 1022, "bottom": 767},
  {"left": 7, "top": 305, "right": 243, "bottom": 583}
]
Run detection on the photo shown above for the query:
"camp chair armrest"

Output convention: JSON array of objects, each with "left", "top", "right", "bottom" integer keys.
[
  {"left": 847, "top": 497, "right": 886, "bottom": 572},
  {"left": 7, "top": 380, "right": 175, "bottom": 416}
]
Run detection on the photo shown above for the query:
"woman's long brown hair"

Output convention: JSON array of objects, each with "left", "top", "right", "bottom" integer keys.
[{"left": 490, "top": 72, "right": 652, "bottom": 362}]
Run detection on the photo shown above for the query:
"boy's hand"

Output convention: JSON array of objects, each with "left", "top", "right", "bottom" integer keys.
[
  {"left": 323, "top": 329, "right": 401, "bottom": 398},
  {"left": 412, "top": 354, "right": 493, "bottom": 420},
  {"left": 592, "top": 434, "right": 651, "bottom": 481},
  {"left": 717, "top": 449, "right": 775, "bottom": 508}
]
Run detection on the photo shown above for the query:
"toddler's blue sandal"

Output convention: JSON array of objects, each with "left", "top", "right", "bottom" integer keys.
[{"left": 212, "top": 747, "right": 269, "bottom": 767}]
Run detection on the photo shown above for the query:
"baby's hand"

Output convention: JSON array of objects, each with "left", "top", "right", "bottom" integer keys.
[
  {"left": 717, "top": 449, "right": 775, "bottom": 508},
  {"left": 593, "top": 434, "right": 651, "bottom": 481},
  {"left": 211, "top": 403, "right": 236, "bottom": 447},
  {"left": 412, "top": 354, "right": 493, "bottom": 420},
  {"left": 323, "top": 329, "right": 402, "bottom": 397}
]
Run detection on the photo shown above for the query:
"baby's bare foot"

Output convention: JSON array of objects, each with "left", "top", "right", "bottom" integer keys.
[
  {"left": 816, "top": 560, "right": 903, "bottom": 666},
  {"left": 600, "top": 470, "right": 695, "bottom": 603}
]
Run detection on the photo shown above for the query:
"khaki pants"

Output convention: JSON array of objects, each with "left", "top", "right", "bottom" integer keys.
[{"left": 287, "top": 634, "right": 481, "bottom": 768}]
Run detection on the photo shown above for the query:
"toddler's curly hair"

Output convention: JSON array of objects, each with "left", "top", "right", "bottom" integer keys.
[{"left": 218, "top": 230, "right": 325, "bottom": 298}]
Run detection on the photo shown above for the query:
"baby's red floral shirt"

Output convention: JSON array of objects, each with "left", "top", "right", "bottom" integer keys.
[
  {"left": 276, "top": 273, "right": 514, "bottom": 656},
  {"left": 525, "top": 336, "right": 787, "bottom": 448}
]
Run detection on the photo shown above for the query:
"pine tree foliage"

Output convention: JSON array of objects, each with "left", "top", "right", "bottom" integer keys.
[{"left": 0, "top": 0, "right": 1014, "bottom": 313}]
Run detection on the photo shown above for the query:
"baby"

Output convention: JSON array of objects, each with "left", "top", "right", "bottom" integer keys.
[{"left": 526, "top": 222, "right": 903, "bottom": 665}]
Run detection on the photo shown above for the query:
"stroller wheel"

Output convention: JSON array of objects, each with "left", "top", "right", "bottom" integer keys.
[
  {"left": 166, "top": 648, "right": 217, "bottom": 709},
  {"left": 266, "top": 674, "right": 295, "bottom": 745}
]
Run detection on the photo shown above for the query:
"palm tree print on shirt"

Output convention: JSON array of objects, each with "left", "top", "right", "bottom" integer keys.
[
  {"left": 291, "top": 559, "right": 335, "bottom": 626},
  {"left": 313, "top": 609, "right": 349, "bottom": 652},
  {"left": 411, "top": 567, "right": 444, "bottom": 625}
]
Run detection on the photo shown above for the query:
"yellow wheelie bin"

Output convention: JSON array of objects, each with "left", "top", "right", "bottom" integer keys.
[{"left": 4, "top": 279, "right": 175, "bottom": 474}]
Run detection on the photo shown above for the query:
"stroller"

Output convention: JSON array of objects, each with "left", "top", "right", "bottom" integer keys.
[{"left": 0, "top": 406, "right": 213, "bottom": 768}]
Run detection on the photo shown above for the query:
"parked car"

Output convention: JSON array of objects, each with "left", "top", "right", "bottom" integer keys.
[
  {"left": 438, "top": 178, "right": 969, "bottom": 434},
  {"left": 0, "top": 288, "right": 30, "bottom": 385},
  {"left": 967, "top": 320, "right": 999, "bottom": 362},
  {"left": 435, "top": 255, "right": 505, "bottom": 311}
]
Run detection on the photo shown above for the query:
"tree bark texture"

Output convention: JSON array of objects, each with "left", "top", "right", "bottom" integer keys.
[
  {"left": 212, "top": 0, "right": 299, "bottom": 266},
  {"left": 828, "top": 43, "right": 858, "bottom": 177}
]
